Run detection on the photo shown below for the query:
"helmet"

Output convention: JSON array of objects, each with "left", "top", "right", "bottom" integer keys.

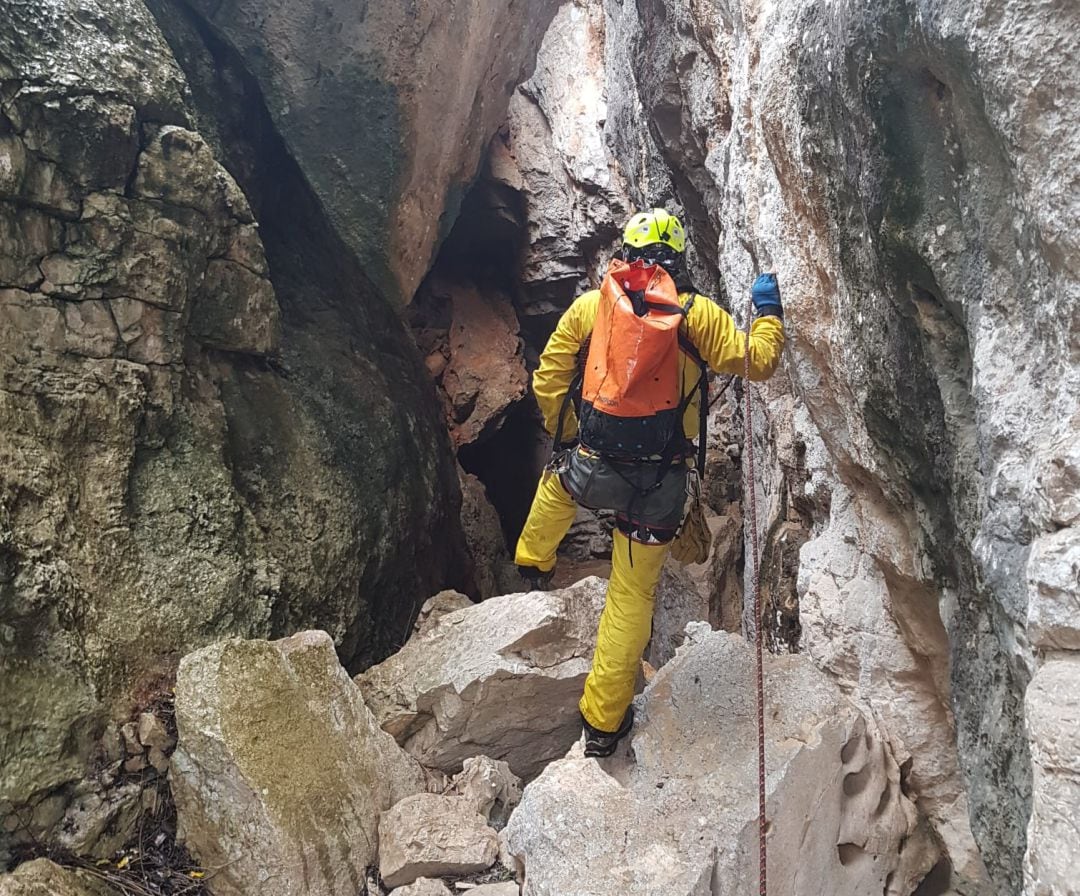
[{"left": 621, "top": 208, "right": 686, "bottom": 254}]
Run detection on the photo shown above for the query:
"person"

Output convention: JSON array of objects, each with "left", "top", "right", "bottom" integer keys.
[{"left": 514, "top": 208, "right": 786, "bottom": 757}]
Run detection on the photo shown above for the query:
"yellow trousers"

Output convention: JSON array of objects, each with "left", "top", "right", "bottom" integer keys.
[{"left": 514, "top": 471, "right": 670, "bottom": 733}]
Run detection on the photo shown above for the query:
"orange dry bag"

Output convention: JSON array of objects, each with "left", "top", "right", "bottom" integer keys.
[{"left": 578, "top": 259, "right": 697, "bottom": 459}]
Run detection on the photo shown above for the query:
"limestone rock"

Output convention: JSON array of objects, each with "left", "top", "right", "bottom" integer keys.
[
  {"left": 175, "top": 0, "right": 562, "bottom": 304},
  {"left": 438, "top": 283, "right": 528, "bottom": 448},
  {"left": 391, "top": 880, "right": 452, "bottom": 896},
  {"left": 504, "top": 1, "right": 636, "bottom": 316},
  {"left": 594, "top": 0, "right": 1080, "bottom": 886},
  {"left": 0, "top": 859, "right": 119, "bottom": 896},
  {"left": 1024, "top": 658, "right": 1080, "bottom": 896},
  {"left": 358, "top": 580, "right": 606, "bottom": 778},
  {"left": 646, "top": 565, "right": 709, "bottom": 670},
  {"left": 457, "top": 470, "right": 520, "bottom": 601},
  {"left": 1025, "top": 529, "right": 1080, "bottom": 650},
  {"left": 171, "top": 631, "right": 427, "bottom": 896},
  {"left": 465, "top": 885, "right": 519, "bottom": 896},
  {"left": 136, "top": 713, "right": 174, "bottom": 753},
  {"left": 797, "top": 488, "right": 985, "bottom": 885},
  {"left": 50, "top": 782, "right": 142, "bottom": 859},
  {"left": 504, "top": 629, "right": 936, "bottom": 896},
  {"left": 378, "top": 794, "right": 499, "bottom": 888},
  {"left": 450, "top": 757, "right": 523, "bottom": 830},
  {"left": 1, "top": 0, "right": 471, "bottom": 851},
  {"left": 413, "top": 591, "right": 475, "bottom": 638}
]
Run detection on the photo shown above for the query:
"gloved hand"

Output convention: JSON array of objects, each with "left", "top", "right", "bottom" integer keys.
[{"left": 751, "top": 273, "right": 783, "bottom": 319}]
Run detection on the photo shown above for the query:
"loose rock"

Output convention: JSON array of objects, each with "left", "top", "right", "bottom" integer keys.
[
  {"left": 450, "top": 757, "right": 523, "bottom": 829},
  {"left": 379, "top": 794, "right": 499, "bottom": 889},
  {"left": 172, "top": 631, "right": 427, "bottom": 896},
  {"left": 460, "top": 884, "right": 519, "bottom": 896},
  {"left": 136, "top": 713, "right": 175, "bottom": 753},
  {"left": 0, "top": 859, "right": 119, "bottom": 895},
  {"left": 358, "top": 579, "right": 606, "bottom": 778},
  {"left": 413, "top": 590, "right": 475, "bottom": 638}
]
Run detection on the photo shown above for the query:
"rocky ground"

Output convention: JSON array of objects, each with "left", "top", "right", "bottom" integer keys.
[{"left": 2, "top": 581, "right": 940, "bottom": 896}]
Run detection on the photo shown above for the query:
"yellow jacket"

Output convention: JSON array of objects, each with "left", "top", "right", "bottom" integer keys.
[{"left": 533, "top": 290, "right": 785, "bottom": 441}]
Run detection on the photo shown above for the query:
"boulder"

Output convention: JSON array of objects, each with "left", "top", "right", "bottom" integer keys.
[
  {"left": 358, "top": 579, "right": 606, "bottom": 778},
  {"left": 0, "top": 859, "right": 118, "bottom": 896},
  {"left": 171, "top": 631, "right": 427, "bottom": 896},
  {"left": 378, "top": 794, "right": 499, "bottom": 888},
  {"left": 504, "top": 627, "right": 937, "bottom": 896},
  {"left": 1023, "top": 657, "right": 1080, "bottom": 895},
  {"left": 450, "top": 757, "right": 523, "bottom": 830}
]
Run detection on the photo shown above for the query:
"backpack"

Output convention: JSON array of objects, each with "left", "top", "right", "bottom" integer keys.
[{"left": 555, "top": 258, "right": 708, "bottom": 470}]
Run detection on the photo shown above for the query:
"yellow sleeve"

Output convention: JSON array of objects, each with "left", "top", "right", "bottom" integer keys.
[
  {"left": 533, "top": 291, "right": 600, "bottom": 438},
  {"left": 685, "top": 296, "right": 785, "bottom": 382}
]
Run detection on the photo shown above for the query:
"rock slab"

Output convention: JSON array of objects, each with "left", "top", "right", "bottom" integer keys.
[
  {"left": 358, "top": 579, "right": 606, "bottom": 778},
  {"left": 379, "top": 793, "right": 499, "bottom": 888},
  {"left": 504, "top": 627, "right": 936, "bottom": 896},
  {"left": 171, "top": 631, "right": 426, "bottom": 896}
]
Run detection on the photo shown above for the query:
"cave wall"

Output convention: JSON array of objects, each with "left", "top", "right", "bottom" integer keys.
[
  {"left": 0, "top": 0, "right": 556, "bottom": 858},
  {"left": 494, "top": 0, "right": 1078, "bottom": 891},
  {"left": 593, "top": 0, "right": 1078, "bottom": 891}
]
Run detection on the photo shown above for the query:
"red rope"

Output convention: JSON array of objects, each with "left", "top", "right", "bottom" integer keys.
[{"left": 743, "top": 294, "right": 767, "bottom": 896}]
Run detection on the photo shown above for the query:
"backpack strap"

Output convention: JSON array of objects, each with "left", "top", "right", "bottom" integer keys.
[
  {"left": 677, "top": 294, "right": 709, "bottom": 474},
  {"left": 551, "top": 334, "right": 592, "bottom": 456}
]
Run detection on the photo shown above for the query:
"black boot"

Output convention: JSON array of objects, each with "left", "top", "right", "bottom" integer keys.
[
  {"left": 517, "top": 564, "right": 555, "bottom": 591},
  {"left": 582, "top": 706, "right": 635, "bottom": 758}
]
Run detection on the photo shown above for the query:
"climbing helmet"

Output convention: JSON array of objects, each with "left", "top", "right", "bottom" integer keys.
[{"left": 621, "top": 208, "right": 686, "bottom": 254}]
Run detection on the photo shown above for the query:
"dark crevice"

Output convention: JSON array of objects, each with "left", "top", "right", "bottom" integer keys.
[
  {"left": 458, "top": 399, "right": 549, "bottom": 550},
  {"left": 912, "top": 857, "right": 953, "bottom": 896}
]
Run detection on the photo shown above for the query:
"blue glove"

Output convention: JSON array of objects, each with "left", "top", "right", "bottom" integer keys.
[{"left": 751, "top": 273, "right": 783, "bottom": 318}]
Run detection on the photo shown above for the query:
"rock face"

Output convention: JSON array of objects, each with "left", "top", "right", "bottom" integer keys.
[
  {"left": 358, "top": 580, "right": 607, "bottom": 779},
  {"left": 504, "top": 627, "right": 936, "bottom": 896},
  {"left": 440, "top": 283, "right": 528, "bottom": 449},
  {"left": 171, "top": 0, "right": 561, "bottom": 304},
  {"left": 170, "top": 631, "right": 427, "bottom": 896},
  {"left": 581, "top": 0, "right": 1080, "bottom": 889},
  {"left": 503, "top": 0, "right": 635, "bottom": 318}
]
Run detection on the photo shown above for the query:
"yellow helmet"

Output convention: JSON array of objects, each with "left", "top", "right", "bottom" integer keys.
[{"left": 621, "top": 208, "right": 686, "bottom": 254}]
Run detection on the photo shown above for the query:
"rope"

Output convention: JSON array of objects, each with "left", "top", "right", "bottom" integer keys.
[{"left": 743, "top": 292, "right": 767, "bottom": 896}]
